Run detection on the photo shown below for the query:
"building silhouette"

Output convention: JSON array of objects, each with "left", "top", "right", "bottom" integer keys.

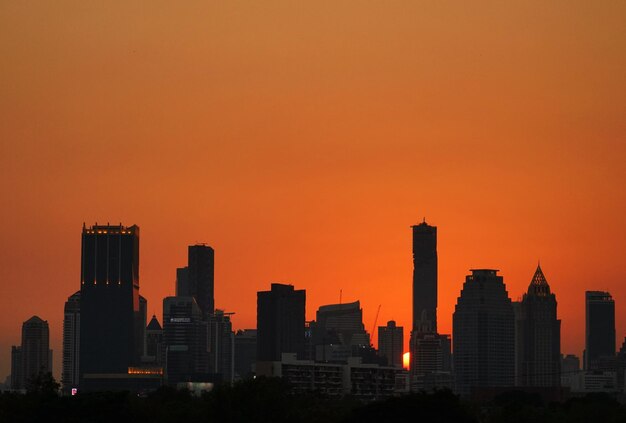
[
  {"left": 162, "top": 296, "right": 209, "bottom": 384},
  {"left": 410, "top": 332, "right": 452, "bottom": 390},
  {"left": 453, "top": 269, "right": 515, "bottom": 396},
  {"left": 412, "top": 221, "right": 437, "bottom": 332},
  {"left": 257, "top": 283, "right": 305, "bottom": 362},
  {"left": 234, "top": 329, "right": 257, "bottom": 380},
  {"left": 585, "top": 291, "right": 615, "bottom": 370},
  {"left": 177, "top": 245, "right": 215, "bottom": 318},
  {"left": 62, "top": 291, "right": 80, "bottom": 394},
  {"left": 514, "top": 264, "right": 561, "bottom": 387},
  {"left": 208, "top": 310, "right": 235, "bottom": 384},
  {"left": 11, "top": 316, "right": 52, "bottom": 390},
  {"left": 79, "top": 223, "right": 144, "bottom": 390},
  {"left": 145, "top": 315, "right": 163, "bottom": 366},
  {"left": 311, "top": 301, "right": 370, "bottom": 362},
  {"left": 378, "top": 321, "right": 403, "bottom": 368}
]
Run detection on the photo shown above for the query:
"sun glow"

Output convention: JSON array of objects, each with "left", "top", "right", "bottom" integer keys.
[{"left": 403, "top": 352, "right": 410, "bottom": 370}]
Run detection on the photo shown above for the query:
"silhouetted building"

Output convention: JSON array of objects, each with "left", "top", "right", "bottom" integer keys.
[
  {"left": 79, "top": 223, "right": 142, "bottom": 389},
  {"left": 187, "top": 245, "right": 215, "bottom": 317},
  {"left": 257, "top": 283, "right": 305, "bottom": 362},
  {"left": 378, "top": 321, "right": 403, "bottom": 368},
  {"left": 11, "top": 316, "right": 52, "bottom": 390},
  {"left": 561, "top": 354, "right": 581, "bottom": 389},
  {"left": 62, "top": 291, "right": 80, "bottom": 394},
  {"left": 514, "top": 265, "right": 561, "bottom": 387},
  {"left": 453, "top": 269, "right": 515, "bottom": 396},
  {"left": 208, "top": 310, "right": 235, "bottom": 384},
  {"left": 162, "top": 296, "right": 209, "bottom": 385},
  {"left": 145, "top": 315, "right": 163, "bottom": 366},
  {"left": 312, "top": 301, "right": 370, "bottom": 362},
  {"left": 412, "top": 221, "right": 437, "bottom": 332},
  {"left": 10, "top": 347, "right": 22, "bottom": 390},
  {"left": 176, "top": 267, "right": 189, "bottom": 296},
  {"left": 410, "top": 332, "right": 452, "bottom": 390},
  {"left": 585, "top": 291, "right": 615, "bottom": 370},
  {"left": 234, "top": 329, "right": 257, "bottom": 380},
  {"left": 616, "top": 338, "right": 626, "bottom": 390}
]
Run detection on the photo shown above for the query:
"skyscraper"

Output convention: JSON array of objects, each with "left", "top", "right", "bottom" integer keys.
[
  {"left": 79, "top": 223, "right": 141, "bottom": 388},
  {"left": 187, "top": 245, "right": 215, "bottom": 317},
  {"left": 378, "top": 321, "right": 403, "bottom": 368},
  {"left": 208, "top": 310, "right": 235, "bottom": 384},
  {"left": 585, "top": 291, "right": 615, "bottom": 370},
  {"left": 257, "top": 283, "right": 306, "bottom": 362},
  {"left": 453, "top": 269, "right": 515, "bottom": 396},
  {"left": 62, "top": 291, "right": 80, "bottom": 394},
  {"left": 412, "top": 221, "right": 437, "bottom": 332},
  {"left": 11, "top": 316, "right": 52, "bottom": 389},
  {"left": 145, "top": 315, "right": 163, "bottom": 366},
  {"left": 514, "top": 265, "right": 561, "bottom": 387},
  {"left": 162, "top": 296, "right": 209, "bottom": 384}
]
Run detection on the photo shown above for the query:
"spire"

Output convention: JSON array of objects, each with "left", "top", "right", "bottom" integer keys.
[{"left": 528, "top": 263, "right": 551, "bottom": 296}]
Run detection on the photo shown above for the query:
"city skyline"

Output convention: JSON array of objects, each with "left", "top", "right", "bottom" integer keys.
[{"left": 1, "top": 1, "right": 625, "bottom": 384}]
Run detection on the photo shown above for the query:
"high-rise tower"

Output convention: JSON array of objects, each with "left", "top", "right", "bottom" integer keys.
[
  {"left": 412, "top": 221, "right": 437, "bottom": 332},
  {"left": 257, "top": 283, "right": 305, "bottom": 362},
  {"left": 585, "top": 291, "right": 615, "bottom": 370},
  {"left": 11, "top": 316, "right": 52, "bottom": 389},
  {"left": 79, "top": 223, "right": 141, "bottom": 388},
  {"left": 177, "top": 245, "right": 214, "bottom": 317},
  {"left": 453, "top": 269, "right": 515, "bottom": 396},
  {"left": 62, "top": 291, "right": 80, "bottom": 394},
  {"left": 514, "top": 265, "right": 561, "bottom": 387}
]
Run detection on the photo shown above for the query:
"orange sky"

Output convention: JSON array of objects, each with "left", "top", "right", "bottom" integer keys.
[{"left": 1, "top": 1, "right": 625, "bottom": 382}]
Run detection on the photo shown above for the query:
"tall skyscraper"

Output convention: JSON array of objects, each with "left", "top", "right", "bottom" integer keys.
[
  {"left": 62, "top": 291, "right": 80, "bottom": 394},
  {"left": 311, "top": 301, "right": 370, "bottom": 362},
  {"left": 11, "top": 316, "right": 52, "bottom": 389},
  {"left": 412, "top": 221, "right": 437, "bottom": 332},
  {"left": 585, "top": 291, "right": 615, "bottom": 370},
  {"left": 514, "top": 265, "right": 561, "bottom": 387},
  {"left": 162, "top": 296, "right": 209, "bottom": 384},
  {"left": 378, "top": 321, "right": 404, "bottom": 368},
  {"left": 257, "top": 283, "right": 306, "bottom": 362},
  {"left": 453, "top": 269, "right": 515, "bottom": 396},
  {"left": 79, "top": 223, "right": 141, "bottom": 388},
  {"left": 187, "top": 245, "right": 215, "bottom": 317},
  {"left": 208, "top": 310, "right": 235, "bottom": 384},
  {"left": 145, "top": 315, "right": 163, "bottom": 366}
]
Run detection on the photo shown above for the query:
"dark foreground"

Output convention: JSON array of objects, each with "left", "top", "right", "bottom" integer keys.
[{"left": 2, "top": 378, "right": 626, "bottom": 423}]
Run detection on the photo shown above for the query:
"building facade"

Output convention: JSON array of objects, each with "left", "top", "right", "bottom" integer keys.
[
  {"left": 378, "top": 321, "right": 403, "bottom": 368},
  {"left": 514, "top": 265, "right": 561, "bottom": 387},
  {"left": 412, "top": 221, "right": 437, "bottom": 332},
  {"left": 453, "top": 269, "right": 515, "bottom": 396},
  {"left": 62, "top": 291, "right": 80, "bottom": 394},
  {"left": 585, "top": 291, "right": 615, "bottom": 370},
  {"left": 257, "top": 283, "right": 306, "bottom": 362},
  {"left": 79, "top": 224, "right": 142, "bottom": 388},
  {"left": 11, "top": 316, "right": 52, "bottom": 390},
  {"left": 234, "top": 329, "right": 257, "bottom": 380},
  {"left": 208, "top": 310, "right": 235, "bottom": 384},
  {"left": 312, "top": 301, "right": 370, "bottom": 362}
]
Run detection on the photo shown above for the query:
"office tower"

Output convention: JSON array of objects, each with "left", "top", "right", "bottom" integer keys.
[
  {"left": 187, "top": 245, "right": 215, "bottom": 317},
  {"left": 79, "top": 223, "right": 141, "bottom": 388},
  {"left": 145, "top": 315, "right": 163, "bottom": 365},
  {"left": 561, "top": 354, "right": 581, "bottom": 389},
  {"left": 410, "top": 332, "right": 452, "bottom": 390},
  {"left": 176, "top": 267, "right": 189, "bottom": 297},
  {"left": 311, "top": 301, "right": 370, "bottom": 362},
  {"left": 162, "top": 296, "right": 209, "bottom": 384},
  {"left": 585, "top": 291, "right": 615, "bottom": 370},
  {"left": 234, "top": 329, "right": 257, "bottom": 380},
  {"left": 62, "top": 291, "right": 80, "bottom": 394},
  {"left": 378, "top": 321, "right": 404, "bottom": 368},
  {"left": 515, "top": 265, "right": 561, "bottom": 387},
  {"left": 412, "top": 221, "right": 437, "bottom": 332},
  {"left": 453, "top": 269, "right": 515, "bottom": 396},
  {"left": 12, "top": 316, "right": 53, "bottom": 390},
  {"left": 208, "top": 310, "right": 235, "bottom": 384},
  {"left": 135, "top": 295, "right": 148, "bottom": 361},
  {"left": 10, "top": 346, "right": 22, "bottom": 390},
  {"left": 257, "top": 283, "right": 306, "bottom": 362}
]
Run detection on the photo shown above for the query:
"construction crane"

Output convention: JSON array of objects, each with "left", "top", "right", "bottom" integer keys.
[{"left": 370, "top": 304, "right": 381, "bottom": 346}]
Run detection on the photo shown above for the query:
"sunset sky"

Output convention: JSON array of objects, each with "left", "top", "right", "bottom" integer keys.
[{"left": 1, "top": 1, "right": 625, "bottom": 381}]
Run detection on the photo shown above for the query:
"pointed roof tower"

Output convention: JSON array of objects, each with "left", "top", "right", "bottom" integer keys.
[
  {"left": 146, "top": 315, "right": 162, "bottom": 331},
  {"left": 528, "top": 263, "right": 551, "bottom": 296}
]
